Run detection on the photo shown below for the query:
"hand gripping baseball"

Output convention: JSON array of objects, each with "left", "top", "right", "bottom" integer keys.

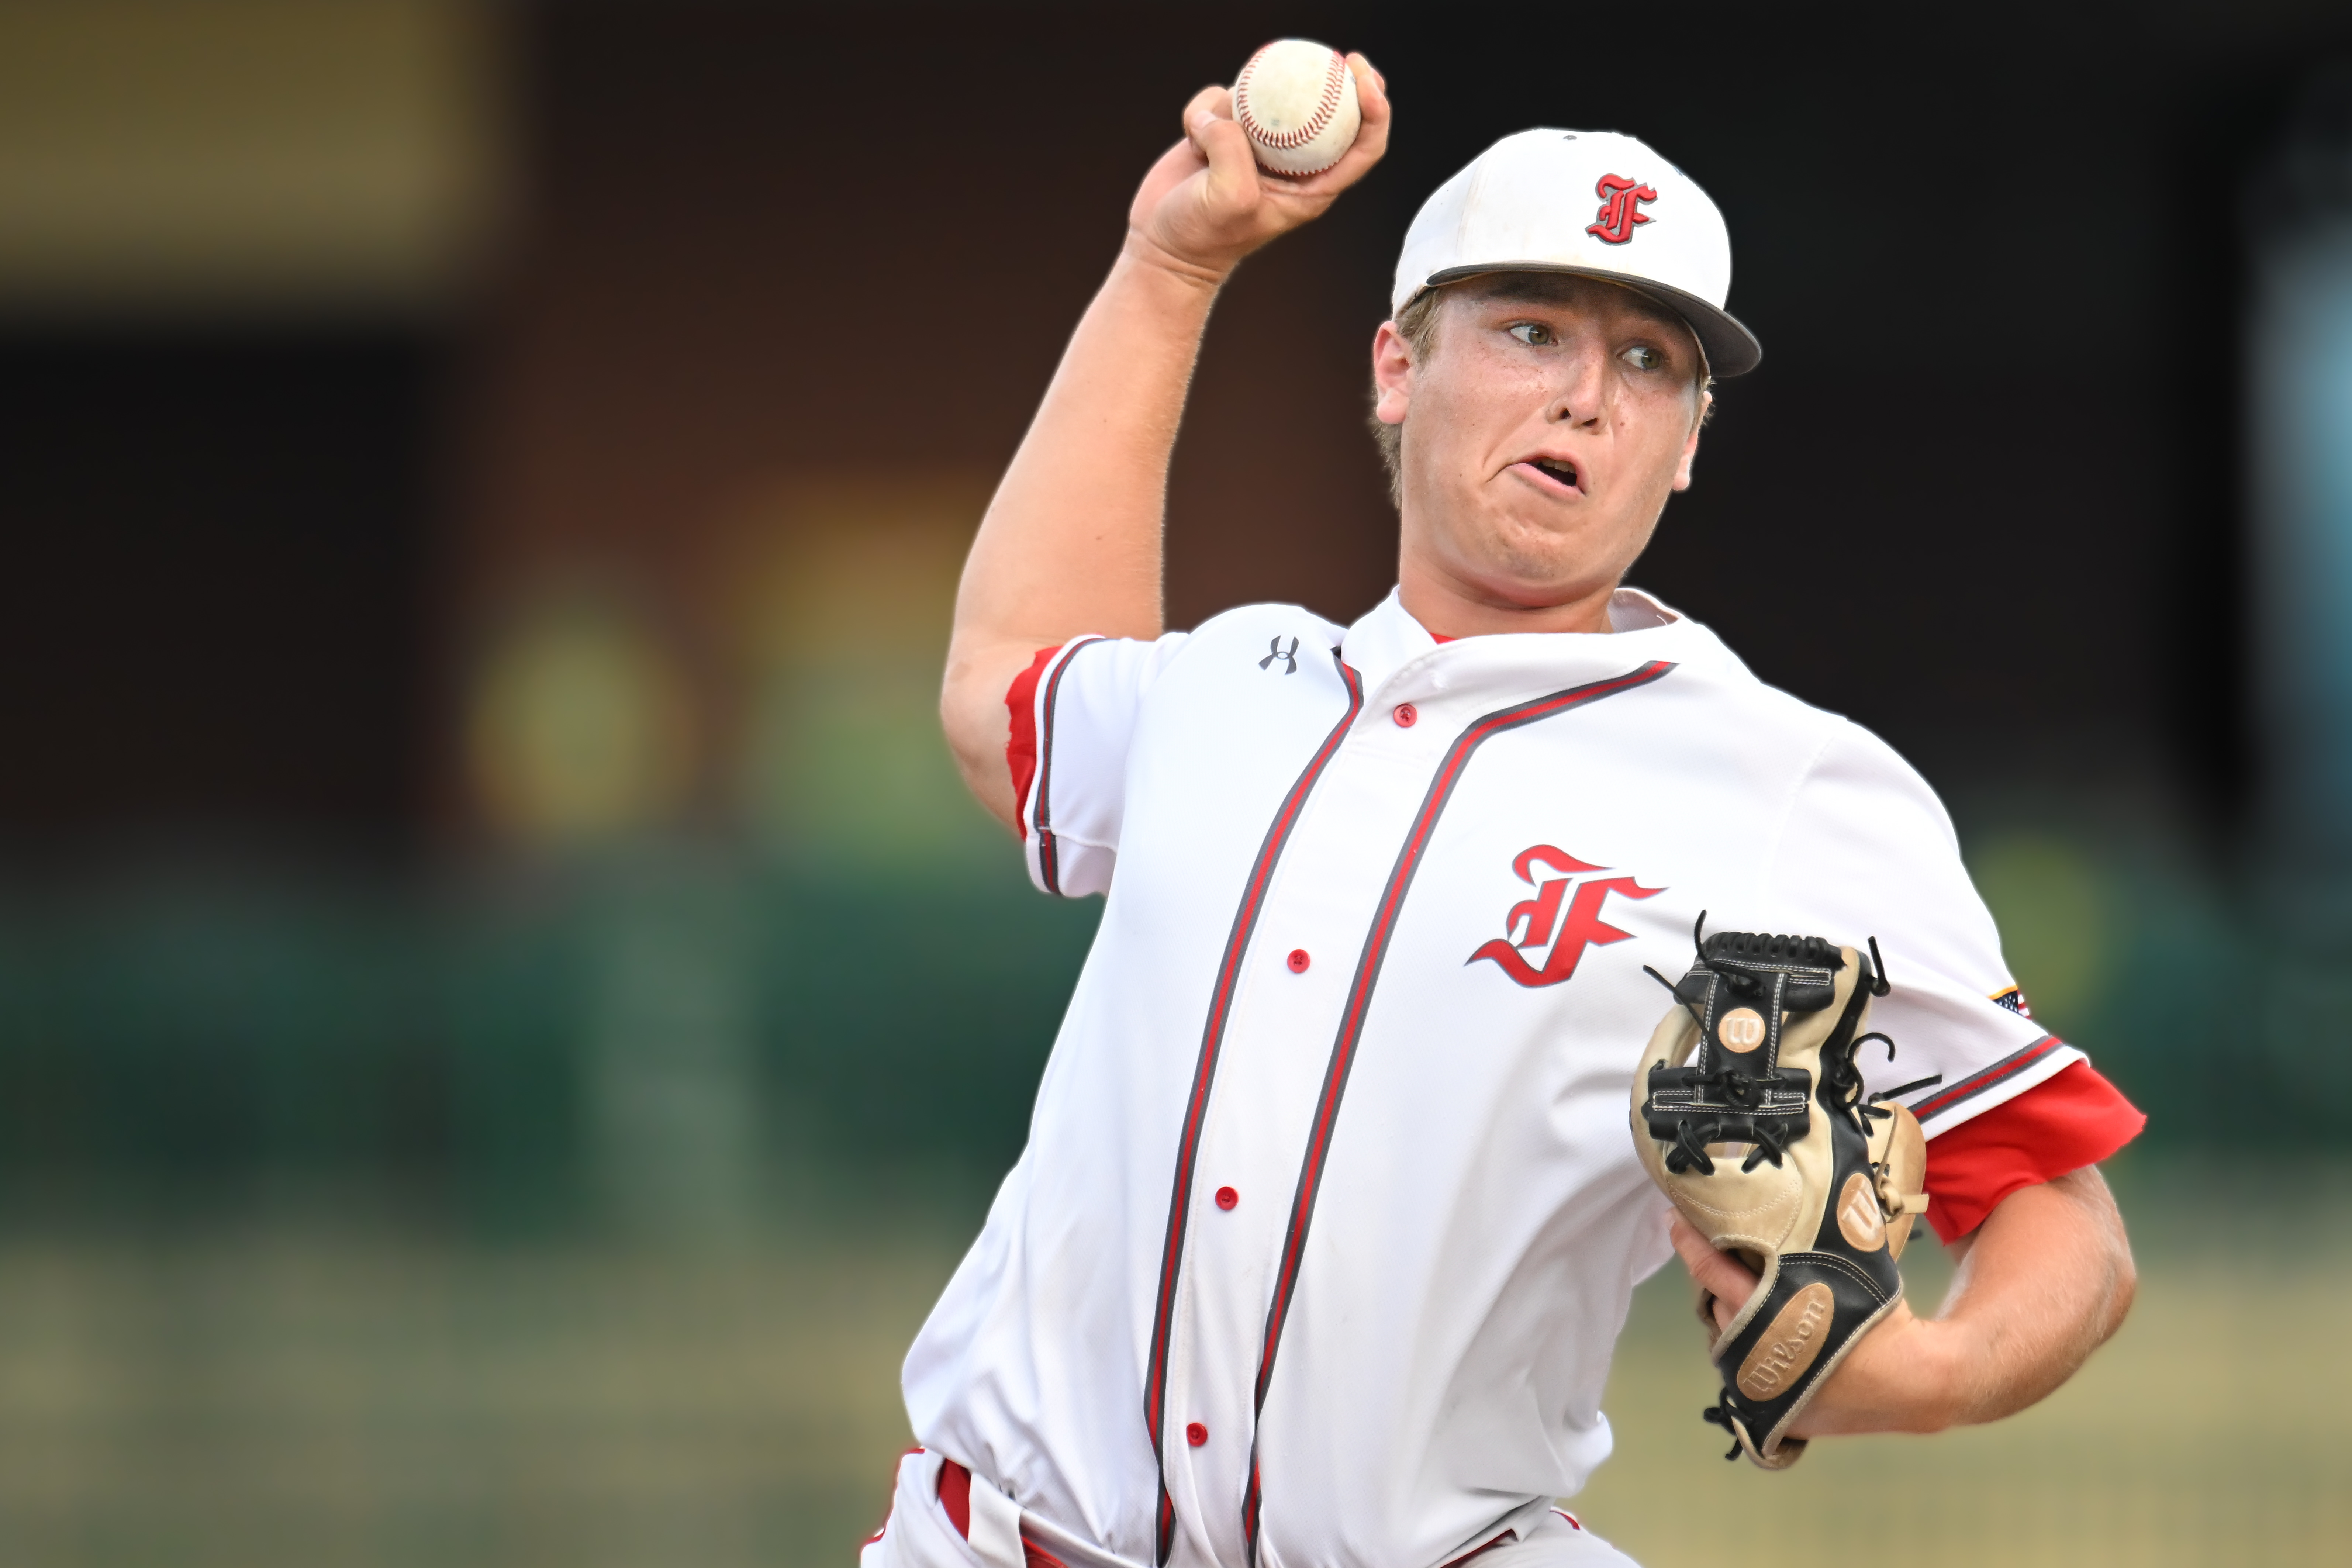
[
  {"left": 1126, "top": 55, "right": 1389, "bottom": 283},
  {"left": 1631, "top": 923, "right": 1935, "bottom": 1469}
]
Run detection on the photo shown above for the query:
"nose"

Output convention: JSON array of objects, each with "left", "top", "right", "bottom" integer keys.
[{"left": 1547, "top": 341, "right": 1613, "bottom": 430}]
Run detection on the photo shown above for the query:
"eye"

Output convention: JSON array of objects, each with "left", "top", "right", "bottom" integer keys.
[
  {"left": 1621, "top": 344, "right": 1665, "bottom": 372},
  {"left": 1506, "top": 322, "right": 1557, "bottom": 347}
]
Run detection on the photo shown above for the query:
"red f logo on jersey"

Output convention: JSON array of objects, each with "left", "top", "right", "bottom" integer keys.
[
  {"left": 1467, "top": 844, "right": 1665, "bottom": 987},
  {"left": 1585, "top": 175, "right": 1657, "bottom": 245}
]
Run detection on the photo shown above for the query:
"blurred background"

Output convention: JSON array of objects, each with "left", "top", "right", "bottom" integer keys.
[{"left": 0, "top": 0, "right": 2346, "bottom": 1562}]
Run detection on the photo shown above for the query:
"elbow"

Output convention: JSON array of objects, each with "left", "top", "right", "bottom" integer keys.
[
  {"left": 2097, "top": 1228, "right": 2138, "bottom": 1345},
  {"left": 939, "top": 662, "right": 1023, "bottom": 837},
  {"left": 2077, "top": 1163, "right": 2138, "bottom": 1346}
]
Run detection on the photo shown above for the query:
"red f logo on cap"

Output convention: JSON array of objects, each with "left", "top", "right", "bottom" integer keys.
[{"left": 1586, "top": 174, "right": 1657, "bottom": 245}]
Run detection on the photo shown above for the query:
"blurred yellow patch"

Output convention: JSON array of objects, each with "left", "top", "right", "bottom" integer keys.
[
  {"left": 0, "top": 0, "right": 503, "bottom": 312},
  {"left": 716, "top": 475, "right": 1002, "bottom": 869},
  {"left": 468, "top": 598, "right": 694, "bottom": 847}
]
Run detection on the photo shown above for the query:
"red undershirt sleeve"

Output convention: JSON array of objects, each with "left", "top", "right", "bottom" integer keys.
[
  {"left": 1921, "top": 1059, "right": 2146, "bottom": 1243},
  {"left": 937, "top": 1456, "right": 971, "bottom": 1537},
  {"left": 1003, "top": 646, "right": 1060, "bottom": 843}
]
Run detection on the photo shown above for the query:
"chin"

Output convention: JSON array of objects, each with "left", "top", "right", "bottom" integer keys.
[{"left": 1461, "top": 511, "right": 1603, "bottom": 595}]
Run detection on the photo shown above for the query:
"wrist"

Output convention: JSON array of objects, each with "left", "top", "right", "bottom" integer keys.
[
  {"left": 1792, "top": 1306, "right": 1973, "bottom": 1437},
  {"left": 1117, "top": 230, "right": 1235, "bottom": 296}
]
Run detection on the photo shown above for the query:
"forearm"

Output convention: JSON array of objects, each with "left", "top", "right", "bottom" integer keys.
[
  {"left": 935, "top": 62, "right": 1388, "bottom": 828},
  {"left": 1795, "top": 1165, "right": 2137, "bottom": 1435},
  {"left": 951, "top": 244, "right": 1218, "bottom": 658},
  {"left": 1921, "top": 1165, "right": 2137, "bottom": 1424},
  {"left": 940, "top": 247, "right": 1219, "bottom": 820}
]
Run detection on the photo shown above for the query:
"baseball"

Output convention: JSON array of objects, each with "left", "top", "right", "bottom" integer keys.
[{"left": 1232, "top": 39, "right": 1361, "bottom": 177}]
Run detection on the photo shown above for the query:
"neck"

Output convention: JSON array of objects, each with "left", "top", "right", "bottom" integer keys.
[{"left": 1396, "top": 555, "right": 1621, "bottom": 639}]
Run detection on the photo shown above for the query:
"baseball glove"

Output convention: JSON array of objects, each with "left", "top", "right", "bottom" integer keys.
[{"left": 1630, "top": 922, "right": 1935, "bottom": 1469}]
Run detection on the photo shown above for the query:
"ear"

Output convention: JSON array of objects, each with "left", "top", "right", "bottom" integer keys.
[
  {"left": 1670, "top": 388, "right": 1711, "bottom": 491},
  {"left": 1372, "top": 320, "right": 1414, "bottom": 427}
]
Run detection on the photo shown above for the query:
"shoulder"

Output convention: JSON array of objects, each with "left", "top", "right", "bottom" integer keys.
[
  {"left": 1178, "top": 602, "right": 1348, "bottom": 653},
  {"left": 1662, "top": 619, "right": 1930, "bottom": 794},
  {"left": 1647, "top": 619, "right": 1949, "bottom": 833},
  {"left": 1655, "top": 633, "right": 1857, "bottom": 769},
  {"left": 1142, "top": 603, "right": 1351, "bottom": 686},
  {"left": 1620, "top": 598, "right": 1847, "bottom": 747}
]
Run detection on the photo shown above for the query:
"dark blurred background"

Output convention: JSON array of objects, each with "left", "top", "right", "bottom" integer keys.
[{"left": 0, "top": 2, "right": 2347, "bottom": 1564}]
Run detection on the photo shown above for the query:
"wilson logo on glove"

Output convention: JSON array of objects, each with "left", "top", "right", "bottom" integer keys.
[
  {"left": 1467, "top": 844, "right": 1664, "bottom": 988},
  {"left": 1735, "top": 1283, "right": 1834, "bottom": 1399}
]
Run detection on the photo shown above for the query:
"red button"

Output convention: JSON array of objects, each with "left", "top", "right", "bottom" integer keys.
[
  {"left": 1215, "top": 1186, "right": 1238, "bottom": 1210},
  {"left": 1186, "top": 1422, "right": 1209, "bottom": 1447},
  {"left": 1393, "top": 703, "right": 1418, "bottom": 727},
  {"left": 1286, "top": 948, "right": 1310, "bottom": 973}
]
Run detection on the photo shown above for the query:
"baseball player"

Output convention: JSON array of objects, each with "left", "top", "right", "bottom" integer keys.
[{"left": 869, "top": 58, "right": 2144, "bottom": 1568}]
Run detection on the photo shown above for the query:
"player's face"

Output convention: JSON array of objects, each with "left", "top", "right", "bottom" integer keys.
[{"left": 1372, "top": 276, "right": 1707, "bottom": 617}]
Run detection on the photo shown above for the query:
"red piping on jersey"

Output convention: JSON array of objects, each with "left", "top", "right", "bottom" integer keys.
[
  {"left": 1032, "top": 637, "right": 1105, "bottom": 895},
  {"left": 1240, "top": 659, "right": 1675, "bottom": 1565},
  {"left": 1145, "top": 647, "right": 1363, "bottom": 1565},
  {"left": 1439, "top": 1530, "right": 1516, "bottom": 1566},
  {"left": 1908, "top": 1034, "right": 2063, "bottom": 1122}
]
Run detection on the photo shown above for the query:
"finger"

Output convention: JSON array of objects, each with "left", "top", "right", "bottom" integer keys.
[
  {"left": 1342, "top": 55, "right": 1391, "bottom": 161},
  {"left": 1666, "top": 1215, "right": 1710, "bottom": 1271},
  {"left": 1286, "top": 54, "right": 1389, "bottom": 194},
  {"left": 1126, "top": 133, "right": 1211, "bottom": 231},
  {"left": 1668, "top": 1217, "right": 1760, "bottom": 1306},
  {"left": 1189, "top": 112, "right": 1263, "bottom": 216},
  {"left": 1669, "top": 1218, "right": 1752, "bottom": 1288},
  {"left": 1688, "top": 1252, "right": 1756, "bottom": 1322},
  {"left": 1180, "top": 84, "right": 1233, "bottom": 142},
  {"left": 1145, "top": 132, "right": 1209, "bottom": 186},
  {"left": 1350, "top": 54, "right": 1391, "bottom": 126}
]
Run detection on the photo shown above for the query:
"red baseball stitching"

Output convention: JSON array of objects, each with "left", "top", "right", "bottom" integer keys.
[{"left": 1235, "top": 43, "right": 1346, "bottom": 154}]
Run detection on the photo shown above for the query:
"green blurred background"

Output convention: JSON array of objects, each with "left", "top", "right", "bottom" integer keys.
[{"left": 2, "top": 2, "right": 2350, "bottom": 1564}]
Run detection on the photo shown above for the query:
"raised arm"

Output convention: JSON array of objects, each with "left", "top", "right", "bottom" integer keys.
[{"left": 940, "top": 60, "right": 1390, "bottom": 830}]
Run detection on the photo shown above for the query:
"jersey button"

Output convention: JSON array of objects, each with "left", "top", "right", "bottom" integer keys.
[
  {"left": 1186, "top": 1422, "right": 1209, "bottom": 1447},
  {"left": 1393, "top": 702, "right": 1418, "bottom": 727},
  {"left": 1286, "top": 948, "right": 1310, "bottom": 973},
  {"left": 1215, "top": 1186, "right": 1238, "bottom": 1210}
]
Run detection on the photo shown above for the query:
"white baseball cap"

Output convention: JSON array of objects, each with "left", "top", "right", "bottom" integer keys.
[{"left": 1392, "top": 129, "right": 1761, "bottom": 376}]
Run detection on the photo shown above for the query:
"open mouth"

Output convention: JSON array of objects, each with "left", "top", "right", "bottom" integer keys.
[{"left": 1519, "top": 456, "right": 1581, "bottom": 494}]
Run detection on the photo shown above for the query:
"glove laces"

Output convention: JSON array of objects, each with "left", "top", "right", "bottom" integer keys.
[{"left": 1700, "top": 1392, "right": 1760, "bottom": 1462}]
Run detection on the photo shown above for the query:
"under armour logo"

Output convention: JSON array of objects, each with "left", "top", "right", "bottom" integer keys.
[
  {"left": 1467, "top": 844, "right": 1666, "bottom": 987},
  {"left": 1258, "top": 636, "right": 1300, "bottom": 674},
  {"left": 1585, "top": 174, "right": 1657, "bottom": 245}
]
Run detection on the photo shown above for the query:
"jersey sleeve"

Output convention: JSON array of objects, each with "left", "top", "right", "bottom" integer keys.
[
  {"left": 1002, "top": 632, "right": 1189, "bottom": 897},
  {"left": 1759, "top": 722, "right": 2133, "bottom": 1181},
  {"left": 1918, "top": 1059, "right": 2145, "bottom": 1241}
]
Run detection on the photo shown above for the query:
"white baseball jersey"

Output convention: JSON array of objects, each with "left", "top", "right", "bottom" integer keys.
[{"left": 898, "top": 588, "right": 2075, "bottom": 1568}]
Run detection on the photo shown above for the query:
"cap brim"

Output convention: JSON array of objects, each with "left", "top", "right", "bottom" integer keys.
[{"left": 1422, "top": 263, "right": 1762, "bottom": 377}]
